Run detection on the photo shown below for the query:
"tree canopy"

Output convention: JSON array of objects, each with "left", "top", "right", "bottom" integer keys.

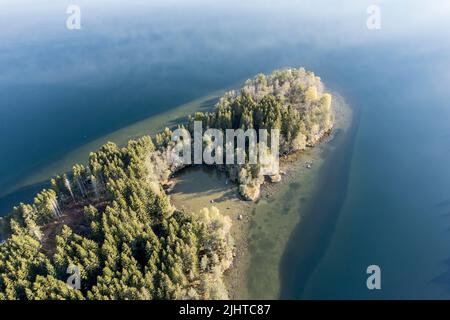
[{"left": 0, "top": 68, "right": 333, "bottom": 300}]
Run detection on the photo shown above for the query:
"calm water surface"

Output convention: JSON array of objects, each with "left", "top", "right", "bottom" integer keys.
[{"left": 1, "top": 0, "right": 450, "bottom": 298}]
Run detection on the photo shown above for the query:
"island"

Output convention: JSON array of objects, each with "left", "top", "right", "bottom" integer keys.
[{"left": 0, "top": 68, "right": 334, "bottom": 300}]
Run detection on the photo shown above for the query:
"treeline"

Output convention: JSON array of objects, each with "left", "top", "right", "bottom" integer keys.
[
  {"left": 0, "top": 136, "right": 233, "bottom": 299},
  {"left": 151, "top": 68, "right": 333, "bottom": 157},
  {"left": 190, "top": 68, "right": 334, "bottom": 199},
  {"left": 149, "top": 68, "right": 334, "bottom": 200},
  {"left": 0, "top": 68, "right": 333, "bottom": 299},
  {"left": 188, "top": 68, "right": 333, "bottom": 152}
]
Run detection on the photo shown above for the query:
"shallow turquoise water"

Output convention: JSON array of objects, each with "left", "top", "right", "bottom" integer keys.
[{"left": 1, "top": 0, "right": 450, "bottom": 298}]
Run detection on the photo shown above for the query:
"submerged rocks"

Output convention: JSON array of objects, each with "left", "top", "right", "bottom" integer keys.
[
  {"left": 239, "top": 184, "right": 260, "bottom": 201},
  {"left": 268, "top": 174, "right": 282, "bottom": 183},
  {"left": 162, "top": 180, "right": 176, "bottom": 193}
]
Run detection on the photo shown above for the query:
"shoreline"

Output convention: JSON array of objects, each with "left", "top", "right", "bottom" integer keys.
[
  {"left": 170, "top": 91, "right": 352, "bottom": 299},
  {"left": 0, "top": 69, "right": 349, "bottom": 299},
  {"left": 1, "top": 87, "right": 351, "bottom": 299},
  {"left": 279, "top": 91, "right": 358, "bottom": 298},
  {"left": 168, "top": 165, "right": 253, "bottom": 299},
  {"left": 0, "top": 92, "right": 225, "bottom": 201}
]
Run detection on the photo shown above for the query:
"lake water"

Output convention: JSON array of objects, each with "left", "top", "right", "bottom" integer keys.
[{"left": 1, "top": 0, "right": 450, "bottom": 299}]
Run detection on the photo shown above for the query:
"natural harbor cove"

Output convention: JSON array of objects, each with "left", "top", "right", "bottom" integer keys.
[
  {"left": 0, "top": 68, "right": 341, "bottom": 299},
  {"left": 170, "top": 91, "right": 352, "bottom": 299},
  {"left": 4, "top": 87, "right": 352, "bottom": 299}
]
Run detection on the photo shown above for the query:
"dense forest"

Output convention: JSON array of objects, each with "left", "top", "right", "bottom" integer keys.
[
  {"left": 0, "top": 68, "right": 333, "bottom": 300},
  {"left": 195, "top": 68, "right": 333, "bottom": 199},
  {"left": 0, "top": 137, "right": 233, "bottom": 299}
]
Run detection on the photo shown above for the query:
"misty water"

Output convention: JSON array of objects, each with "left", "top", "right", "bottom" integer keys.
[{"left": 1, "top": 1, "right": 450, "bottom": 298}]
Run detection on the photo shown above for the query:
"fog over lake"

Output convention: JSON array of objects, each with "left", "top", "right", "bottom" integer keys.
[{"left": 1, "top": 0, "right": 450, "bottom": 298}]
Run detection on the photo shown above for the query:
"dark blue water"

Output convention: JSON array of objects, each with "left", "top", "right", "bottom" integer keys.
[
  {"left": 292, "top": 53, "right": 450, "bottom": 299},
  {"left": 1, "top": 0, "right": 450, "bottom": 298}
]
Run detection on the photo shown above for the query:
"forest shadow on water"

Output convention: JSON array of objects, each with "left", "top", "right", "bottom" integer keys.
[
  {"left": 0, "top": 181, "right": 50, "bottom": 217},
  {"left": 279, "top": 103, "right": 361, "bottom": 299}
]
